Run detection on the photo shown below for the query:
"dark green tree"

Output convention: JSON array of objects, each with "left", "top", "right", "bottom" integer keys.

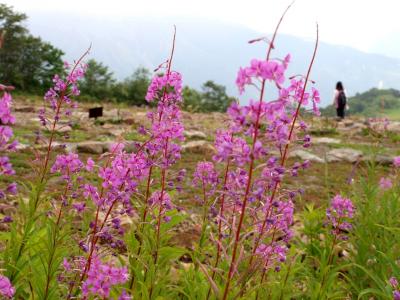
[
  {"left": 182, "top": 86, "right": 202, "bottom": 112},
  {"left": 80, "top": 59, "right": 115, "bottom": 100},
  {"left": 116, "top": 67, "right": 151, "bottom": 105},
  {"left": 200, "top": 80, "right": 235, "bottom": 112},
  {"left": 0, "top": 4, "right": 64, "bottom": 91}
]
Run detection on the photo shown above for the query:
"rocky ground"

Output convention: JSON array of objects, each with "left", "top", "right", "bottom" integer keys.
[{"left": 2, "top": 95, "right": 399, "bottom": 246}]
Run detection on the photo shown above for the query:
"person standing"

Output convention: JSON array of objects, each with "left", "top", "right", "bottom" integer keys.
[{"left": 333, "top": 81, "right": 347, "bottom": 119}]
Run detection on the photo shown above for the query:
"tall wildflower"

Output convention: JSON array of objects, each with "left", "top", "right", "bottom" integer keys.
[
  {"left": 0, "top": 85, "right": 16, "bottom": 297},
  {"left": 390, "top": 277, "right": 400, "bottom": 300},
  {"left": 0, "top": 88, "right": 17, "bottom": 200},
  {"left": 202, "top": 5, "right": 321, "bottom": 299},
  {"left": 37, "top": 54, "right": 88, "bottom": 187},
  {"left": 82, "top": 256, "right": 128, "bottom": 298},
  {"left": 326, "top": 195, "right": 355, "bottom": 239},
  {"left": 0, "top": 275, "right": 15, "bottom": 298}
]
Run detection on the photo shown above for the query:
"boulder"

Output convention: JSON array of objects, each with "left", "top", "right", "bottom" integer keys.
[
  {"left": 289, "top": 150, "right": 324, "bottom": 163},
  {"left": 55, "top": 125, "right": 72, "bottom": 133},
  {"left": 103, "top": 108, "right": 120, "bottom": 119},
  {"left": 15, "top": 106, "right": 36, "bottom": 113},
  {"left": 326, "top": 148, "right": 363, "bottom": 163},
  {"left": 313, "top": 137, "right": 341, "bottom": 144},
  {"left": 76, "top": 141, "right": 106, "bottom": 154},
  {"left": 184, "top": 130, "right": 207, "bottom": 140},
  {"left": 182, "top": 141, "right": 215, "bottom": 154},
  {"left": 363, "top": 154, "right": 394, "bottom": 166}
]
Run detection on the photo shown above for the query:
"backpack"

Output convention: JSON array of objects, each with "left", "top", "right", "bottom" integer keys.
[{"left": 338, "top": 91, "right": 346, "bottom": 107}]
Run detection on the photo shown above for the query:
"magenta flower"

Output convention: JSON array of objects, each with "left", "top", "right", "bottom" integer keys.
[
  {"left": 394, "top": 291, "right": 400, "bottom": 300},
  {"left": 393, "top": 156, "right": 400, "bottom": 168},
  {"left": 118, "top": 290, "right": 132, "bottom": 300},
  {"left": 379, "top": 177, "right": 393, "bottom": 191},
  {"left": 0, "top": 275, "right": 15, "bottom": 298},
  {"left": 390, "top": 277, "right": 399, "bottom": 289},
  {"left": 85, "top": 157, "right": 94, "bottom": 172},
  {"left": 0, "top": 92, "right": 15, "bottom": 125},
  {"left": 145, "top": 71, "right": 183, "bottom": 103},
  {"left": 82, "top": 256, "right": 129, "bottom": 298},
  {"left": 326, "top": 195, "right": 355, "bottom": 237},
  {"left": 51, "top": 153, "right": 84, "bottom": 177},
  {"left": 39, "top": 60, "right": 86, "bottom": 128},
  {"left": 193, "top": 161, "right": 219, "bottom": 197}
]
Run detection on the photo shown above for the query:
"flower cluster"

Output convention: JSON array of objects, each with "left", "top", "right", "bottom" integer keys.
[
  {"left": 0, "top": 275, "right": 15, "bottom": 298},
  {"left": 203, "top": 35, "right": 320, "bottom": 300},
  {"left": 193, "top": 161, "right": 219, "bottom": 198},
  {"left": 235, "top": 55, "right": 290, "bottom": 94},
  {"left": 145, "top": 71, "right": 183, "bottom": 103},
  {"left": 379, "top": 177, "right": 393, "bottom": 191},
  {"left": 0, "top": 90, "right": 17, "bottom": 201},
  {"left": 393, "top": 156, "right": 400, "bottom": 168},
  {"left": 390, "top": 277, "right": 400, "bottom": 300},
  {"left": 81, "top": 257, "right": 129, "bottom": 298},
  {"left": 51, "top": 153, "right": 84, "bottom": 178},
  {"left": 39, "top": 60, "right": 86, "bottom": 128},
  {"left": 326, "top": 195, "right": 355, "bottom": 238}
]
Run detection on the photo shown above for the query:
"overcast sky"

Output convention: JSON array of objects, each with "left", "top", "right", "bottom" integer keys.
[{"left": 2, "top": 0, "right": 399, "bottom": 56}]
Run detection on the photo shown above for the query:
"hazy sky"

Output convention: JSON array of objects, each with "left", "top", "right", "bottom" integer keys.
[{"left": 2, "top": 0, "right": 400, "bottom": 55}]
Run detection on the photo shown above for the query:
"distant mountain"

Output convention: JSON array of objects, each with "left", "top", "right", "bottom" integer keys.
[
  {"left": 25, "top": 12, "right": 400, "bottom": 107},
  {"left": 320, "top": 88, "right": 400, "bottom": 118}
]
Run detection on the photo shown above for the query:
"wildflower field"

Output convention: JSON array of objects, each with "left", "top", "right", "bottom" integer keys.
[{"left": 0, "top": 5, "right": 400, "bottom": 300}]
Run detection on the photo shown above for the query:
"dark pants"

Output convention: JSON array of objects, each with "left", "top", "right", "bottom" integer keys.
[{"left": 336, "top": 106, "right": 345, "bottom": 119}]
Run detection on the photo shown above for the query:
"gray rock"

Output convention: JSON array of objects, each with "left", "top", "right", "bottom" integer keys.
[
  {"left": 326, "top": 148, "right": 363, "bottom": 163},
  {"left": 289, "top": 150, "right": 324, "bottom": 163},
  {"left": 76, "top": 141, "right": 106, "bottom": 154},
  {"left": 182, "top": 141, "right": 215, "bottom": 154},
  {"left": 387, "top": 122, "right": 400, "bottom": 132},
  {"left": 184, "top": 130, "right": 207, "bottom": 139},
  {"left": 103, "top": 108, "right": 120, "bottom": 118},
  {"left": 363, "top": 154, "right": 394, "bottom": 166},
  {"left": 313, "top": 137, "right": 341, "bottom": 144},
  {"left": 15, "top": 106, "right": 36, "bottom": 113},
  {"left": 16, "top": 143, "right": 29, "bottom": 151},
  {"left": 55, "top": 125, "right": 72, "bottom": 133}
]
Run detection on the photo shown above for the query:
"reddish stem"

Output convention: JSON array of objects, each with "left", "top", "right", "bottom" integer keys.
[
  {"left": 206, "top": 160, "right": 231, "bottom": 300},
  {"left": 221, "top": 78, "right": 266, "bottom": 300},
  {"left": 250, "top": 24, "right": 319, "bottom": 268},
  {"left": 221, "top": 5, "right": 295, "bottom": 298}
]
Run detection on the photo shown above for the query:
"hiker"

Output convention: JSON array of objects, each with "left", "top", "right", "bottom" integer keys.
[{"left": 333, "top": 81, "right": 347, "bottom": 119}]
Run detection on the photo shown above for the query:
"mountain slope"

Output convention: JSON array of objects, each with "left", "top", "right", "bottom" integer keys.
[
  {"left": 25, "top": 13, "right": 400, "bottom": 106},
  {"left": 321, "top": 88, "right": 400, "bottom": 118}
]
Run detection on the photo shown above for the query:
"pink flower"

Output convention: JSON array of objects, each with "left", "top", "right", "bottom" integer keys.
[
  {"left": 379, "top": 177, "right": 393, "bottom": 191},
  {"left": 193, "top": 162, "right": 219, "bottom": 197},
  {"left": 82, "top": 257, "right": 129, "bottom": 298},
  {"left": 326, "top": 195, "right": 355, "bottom": 236},
  {"left": 85, "top": 157, "right": 94, "bottom": 172},
  {"left": 390, "top": 277, "right": 399, "bottom": 289},
  {"left": 393, "top": 156, "right": 400, "bottom": 168},
  {"left": 0, "top": 275, "right": 15, "bottom": 298},
  {"left": 51, "top": 153, "right": 83, "bottom": 181}
]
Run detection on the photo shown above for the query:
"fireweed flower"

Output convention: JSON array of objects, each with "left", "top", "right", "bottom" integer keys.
[
  {"left": 393, "top": 156, "right": 400, "bottom": 168},
  {"left": 391, "top": 277, "right": 400, "bottom": 300},
  {"left": 51, "top": 153, "right": 84, "bottom": 178},
  {"left": 82, "top": 256, "right": 128, "bottom": 298},
  {"left": 213, "top": 35, "right": 320, "bottom": 300},
  {"left": 0, "top": 275, "right": 15, "bottom": 298},
  {"left": 193, "top": 162, "right": 219, "bottom": 197},
  {"left": 0, "top": 91, "right": 17, "bottom": 200},
  {"left": 145, "top": 71, "right": 183, "bottom": 103},
  {"left": 326, "top": 195, "right": 355, "bottom": 238},
  {"left": 379, "top": 177, "right": 393, "bottom": 191},
  {"left": 39, "top": 60, "right": 86, "bottom": 130}
]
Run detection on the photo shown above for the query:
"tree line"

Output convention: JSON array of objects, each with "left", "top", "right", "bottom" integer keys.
[{"left": 0, "top": 4, "right": 235, "bottom": 112}]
